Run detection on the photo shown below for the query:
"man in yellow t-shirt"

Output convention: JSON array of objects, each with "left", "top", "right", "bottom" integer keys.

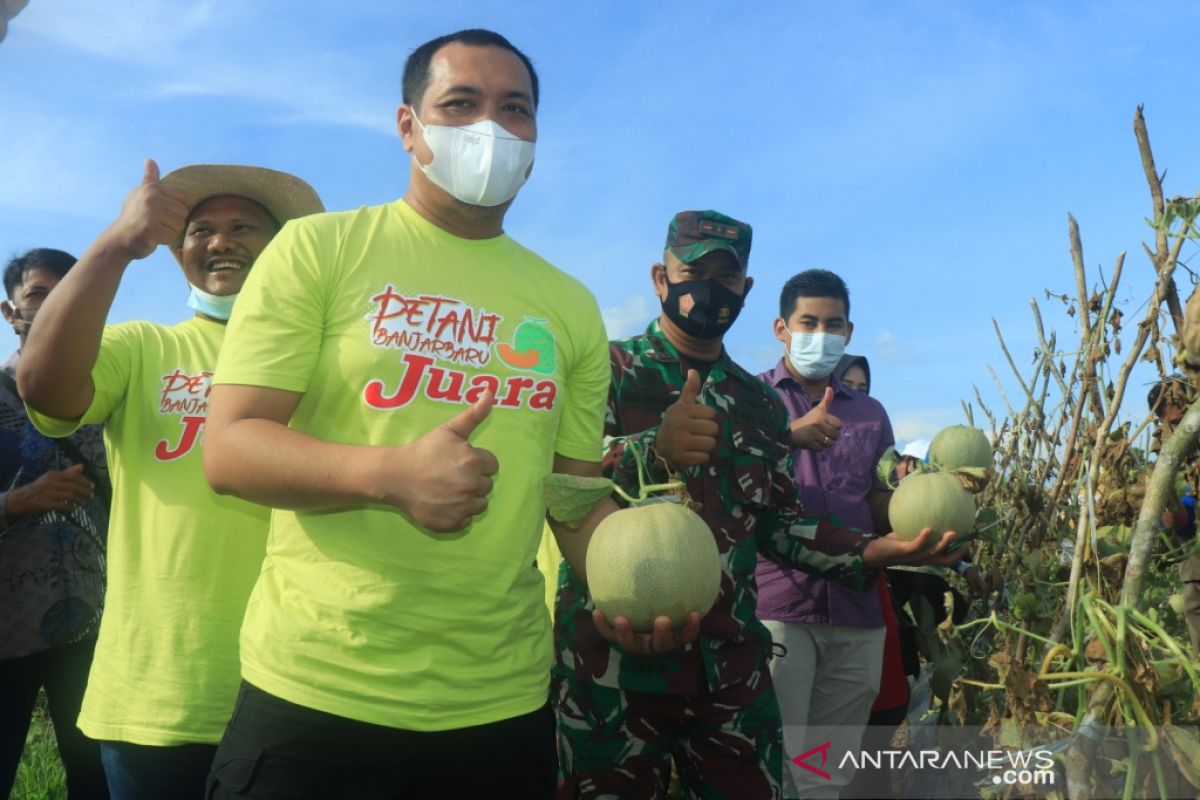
[
  {"left": 202, "top": 29, "right": 617, "bottom": 799},
  {"left": 18, "top": 163, "right": 323, "bottom": 799}
]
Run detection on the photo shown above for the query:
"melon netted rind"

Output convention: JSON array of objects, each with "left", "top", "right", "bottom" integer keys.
[
  {"left": 889, "top": 471, "right": 976, "bottom": 543},
  {"left": 586, "top": 502, "right": 721, "bottom": 632},
  {"left": 928, "top": 425, "right": 994, "bottom": 472},
  {"left": 544, "top": 474, "right": 615, "bottom": 528}
]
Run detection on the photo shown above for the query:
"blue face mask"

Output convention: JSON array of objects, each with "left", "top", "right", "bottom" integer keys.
[{"left": 187, "top": 284, "right": 238, "bottom": 321}]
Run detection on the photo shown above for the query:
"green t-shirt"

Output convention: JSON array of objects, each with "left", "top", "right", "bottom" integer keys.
[
  {"left": 28, "top": 317, "right": 270, "bottom": 744},
  {"left": 213, "top": 199, "right": 609, "bottom": 731}
]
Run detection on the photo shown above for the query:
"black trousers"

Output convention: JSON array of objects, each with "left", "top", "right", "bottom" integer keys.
[
  {"left": 0, "top": 638, "right": 108, "bottom": 799},
  {"left": 206, "top": 682, "right": 556, "bottom": 800}
]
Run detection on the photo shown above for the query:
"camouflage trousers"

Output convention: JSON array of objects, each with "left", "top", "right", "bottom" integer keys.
[{"left": 553, "top": 671, "right": 783, "bottom": 800}]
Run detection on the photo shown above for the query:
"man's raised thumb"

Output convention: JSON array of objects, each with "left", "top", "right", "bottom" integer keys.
[
  {"left": 143, "top": 158, "right": 160, "bottom": 185},
  {"left": 819, "top": 386, "right": 834, "bottom": 413},
  {"left": 442, "top": 391, "right": 494, "bottom": 440},
  {"left": 678, "top": 369, "right": 702, "bottom": 404}
]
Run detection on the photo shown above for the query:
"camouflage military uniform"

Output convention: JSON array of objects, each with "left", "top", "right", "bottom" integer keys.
[{"left": 553, "top": 320, "right": 877, "bottom": 799}]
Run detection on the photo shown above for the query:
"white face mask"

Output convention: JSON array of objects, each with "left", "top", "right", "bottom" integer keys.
[
  {"left": 787, "top": 331, "right": 846, "bottom": 380},
  {"left": 187, "top": 284, "right": 237, "bottom": 321},
  {"left": 412, "top": 113, "right": 535, "bottom": 207}
]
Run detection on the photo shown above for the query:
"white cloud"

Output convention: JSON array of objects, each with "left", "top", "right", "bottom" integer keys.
[
  {"left": 601, "top": 294, "right": 651, "bottom": 339},
  {"left": 14, "top": 0, "right": 389, "bottom": 135},
  {"left": 14, "top": 0, "right": 212, "bottom": 62},
  {"left": 891, "top": 406, "right": 970, "bottom": 443},
  {"left": 874, "top": 328, "right": 915, "bottom": 365}
]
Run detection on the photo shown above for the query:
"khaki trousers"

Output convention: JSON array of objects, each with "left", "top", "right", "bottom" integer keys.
[{"left": 762, "top": 620, "right": 885, "bottom": 800}]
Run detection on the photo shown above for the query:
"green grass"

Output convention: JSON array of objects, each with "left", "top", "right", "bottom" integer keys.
[{"left": 11, "top": 691, "right": 67, "bottom": 800}]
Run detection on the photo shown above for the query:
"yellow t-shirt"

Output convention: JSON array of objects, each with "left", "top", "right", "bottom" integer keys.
[
  {"left": 538, "top": 523, "right": 563, "bottom": 615},
  {"left": 28, "top": 317, "right": 270, "bottom": 745},
  {"left": 213, "top": 199, "right": 609, "bottom": 731}
]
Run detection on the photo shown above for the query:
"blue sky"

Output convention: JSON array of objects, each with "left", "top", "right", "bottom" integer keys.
[{"left": 2, "top": 1, "right": 1198, "bottom": 444}]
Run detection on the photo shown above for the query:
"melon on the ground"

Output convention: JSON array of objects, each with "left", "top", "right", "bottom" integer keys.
[
  {"left": 586, "top": 501, "right": 721, "bottom": 632},
  {"left": 929, "top": 425, "right": 993, "bottom": 471},
  {"left": 889, "top": 471, "right": 976, "bottom": 542}
]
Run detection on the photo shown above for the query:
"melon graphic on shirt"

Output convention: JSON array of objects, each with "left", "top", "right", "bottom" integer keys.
[{"left": 496, "top": 317, "right": 557, "bottom": 375}]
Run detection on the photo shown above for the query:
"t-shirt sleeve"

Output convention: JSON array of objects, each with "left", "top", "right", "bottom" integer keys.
[
  {"left": 552, "top": 285, "right": 609, "bottom": 463},
  {"left": 213, "top": 218, "right": 329, "bottom": 393},
  {"left": 26, "top": 323, "right": 135, "bottom": 437}
]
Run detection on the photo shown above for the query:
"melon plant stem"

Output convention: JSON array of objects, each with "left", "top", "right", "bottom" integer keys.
[
  {"left": 1122, "top": 728, "right": 1140, "bottom": 800},
  {"left": 610, "top": 437, "right": 684, "bottom": 506},
  {"left": 1057, "top": 482, "right": 1093, "bottom": 646},
  {"left": 1150, "top": 750, "right": 1170, "bottom": 800},
  {"left": 1094, "top": 599, "right": 1200, "bottom": 691},
  {"left": 992, "top": 318, "right": 1034, "bottom": 406},
  {"left": 1069, "top": 213, "right": 1105, "bottom": 423},
  {"left": 1064, "top": 108, "right": 1197, "bottom": 799},
  {"left": 1120, "top": 394, "right": 1200, "bottom": 609}
]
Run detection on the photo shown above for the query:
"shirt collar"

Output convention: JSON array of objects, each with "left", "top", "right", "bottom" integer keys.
[
  {"left": 766, "top": 357, "right": 852, "bottom": 398},
  {"left": 641, "top": 318, "right": 733, "bottom": 371}
]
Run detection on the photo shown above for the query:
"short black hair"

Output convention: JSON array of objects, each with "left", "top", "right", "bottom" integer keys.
[
  {"left": 4, "top": 248, "right": 76, "bottom": 299},
  {"left": 778, "top": 269, "right": 850, "bottom": 320},
  {"left": 402, "top": 29, "right": 539, "bottom": 111}
]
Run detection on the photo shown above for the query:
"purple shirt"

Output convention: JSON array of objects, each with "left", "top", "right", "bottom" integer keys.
[{"left": 755, "top": 359, "right": 893, "bottom": 627}]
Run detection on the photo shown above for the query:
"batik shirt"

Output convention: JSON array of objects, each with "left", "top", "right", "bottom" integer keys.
[
  {"left": 0, "top": 351, "right": 107, "bottom": 660},
  {"left": 553, "top": 321, "right": 876, "bottom": 694}
]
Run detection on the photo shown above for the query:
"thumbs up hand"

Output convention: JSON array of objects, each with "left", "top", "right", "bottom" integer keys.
[
  {"left": 102, "top": 159, "right": 190, "bottom": 261},
  {"left": 789, "top": 386, "right": 843, "bottom": 450},
  {"left": 393, "top": 392, "right": 501, "bottom": 532},
  {"left": 654, "top": 369, "right": 719, "bottom": 470}
]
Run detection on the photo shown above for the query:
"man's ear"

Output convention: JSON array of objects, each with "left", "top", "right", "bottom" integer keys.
[
  {"left": 651, "top": 262, "right": 668, "bottom": 301},
  {"left": 397, "top": 104, "right": 416, "bottom": 153},
  {"left": 845, "top": 320, "right": 854, "bottom": 346},
  {"left": 0, "top": 301, "right": 15, "bottom": 325},
  {"left": 742, "top": 276, "right": 753, "bottom": 297},
  {"left": 773, "top": 317, "right": 790, "bottom": 346}
]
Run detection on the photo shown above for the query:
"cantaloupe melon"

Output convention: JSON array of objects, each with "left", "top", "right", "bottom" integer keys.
[
  {"left": 929, "top": 425, "right": 993, "bottom": 471},
  {"left": 586, "top": 501, "right": 721, "bottom": 632},
  {"left": 889, "top": 472, "right": 976, "bottom": 542}
]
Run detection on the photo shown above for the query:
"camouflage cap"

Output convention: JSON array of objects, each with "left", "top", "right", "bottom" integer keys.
[{"left": 665, "top": 210, "right": 752, "bottom": 269}]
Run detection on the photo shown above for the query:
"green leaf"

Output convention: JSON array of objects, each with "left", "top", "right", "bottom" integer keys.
[
  {"left": 1162, "top": 206, "right": 1178, "bottom": 230},
  {"left": 543, "top": 473, "right": 614, "bottom": 528},
  {"left": 931, "top": 649, "right": 964, "bottom": 703},
  {"left": 1163, "top": 726, "right": 1200, "bottom": 788},
  {"left": 998, "top": 716, "right": 1023, "bottom": 749},
  {"left": 876, "top": 446, "right": 902, "bottom": 490},
  {"left": 975, "top": 507, "right": 1000, "bottom": 530}
]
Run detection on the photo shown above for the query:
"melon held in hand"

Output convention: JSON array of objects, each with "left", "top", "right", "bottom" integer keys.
[
  {"left": 586, "top": 501, "right": 721, "bottom": 632},
  {"left": 889, "top": 471, "right": 976, "bottom": 543}
]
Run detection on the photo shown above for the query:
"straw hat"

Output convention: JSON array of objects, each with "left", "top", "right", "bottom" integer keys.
[{"left": 161, "top": 164, "right": 324, "bottom": 249}]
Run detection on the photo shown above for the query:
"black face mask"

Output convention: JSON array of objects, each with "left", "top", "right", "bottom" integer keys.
[{"left": 660, "top": 277, "right": 745, "bottom": 340}]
